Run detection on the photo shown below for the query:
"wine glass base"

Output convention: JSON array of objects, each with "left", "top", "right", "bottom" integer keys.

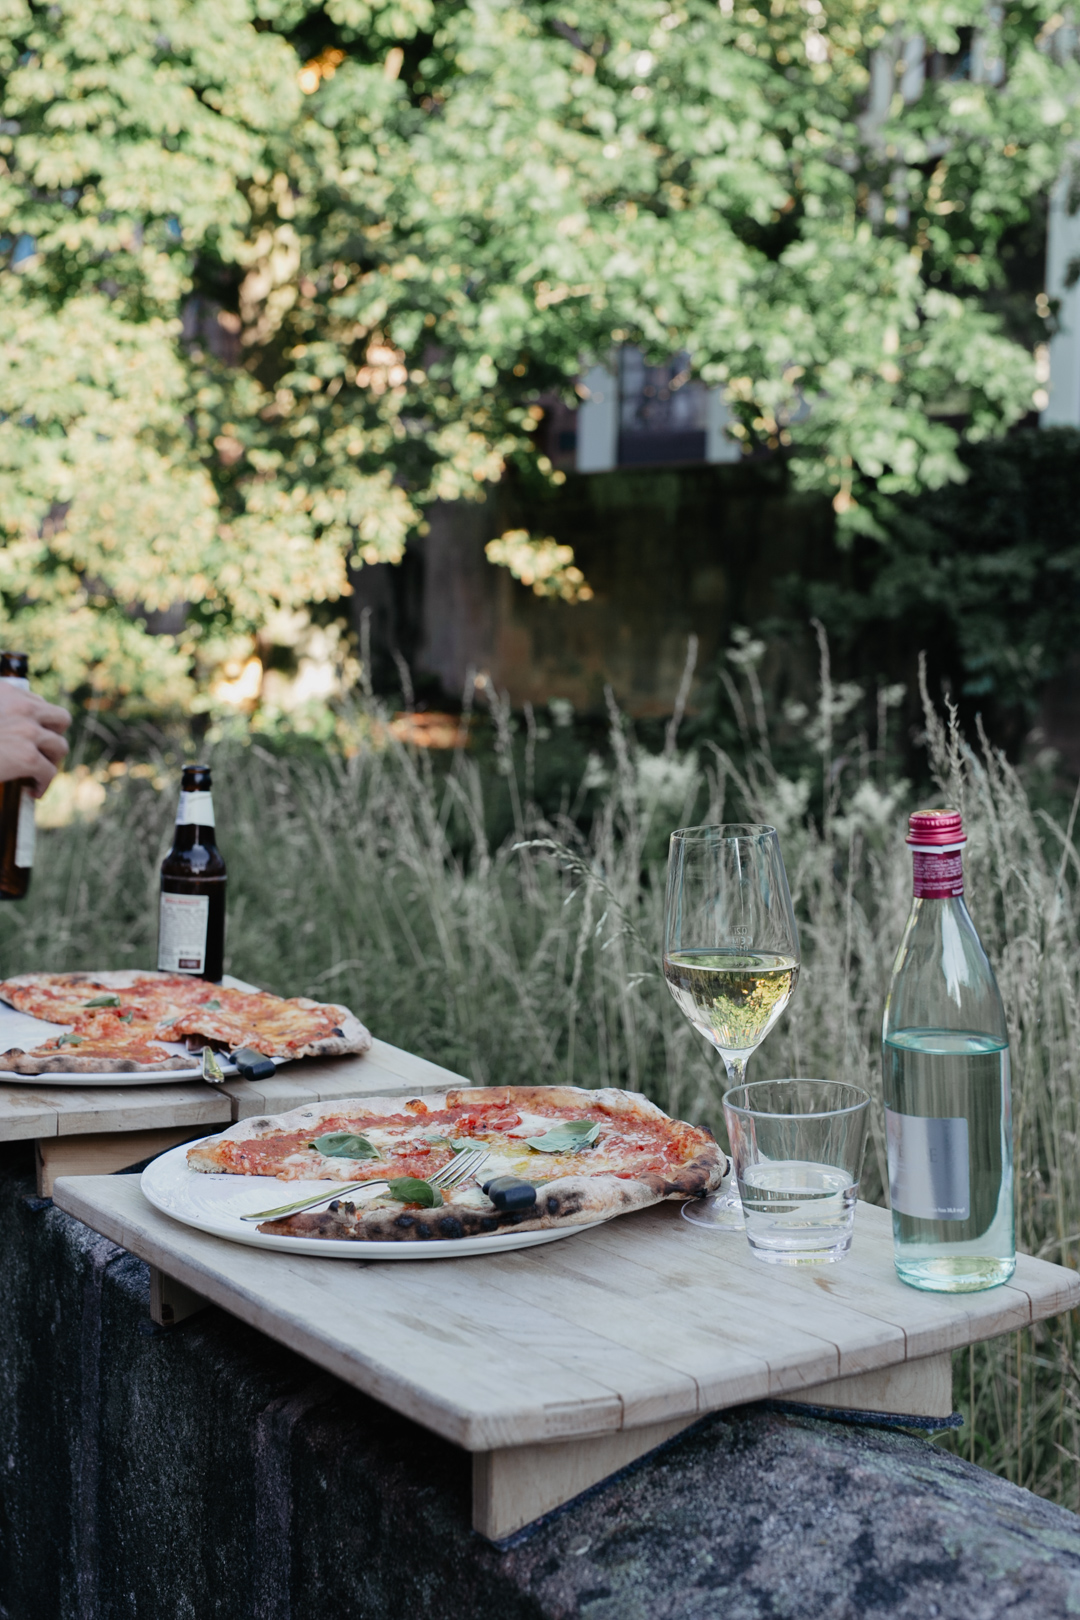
[{"left": 681, "top": 1186, "right": 745, "bottom": 1231}]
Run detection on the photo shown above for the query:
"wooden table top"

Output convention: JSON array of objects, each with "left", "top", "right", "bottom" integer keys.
[
  {"left": 50, "top": 1177, "right": 1080, "bottom": 1454},
  {"left": 0, "top": 1037, "right": 468, "bottom": 1142}
]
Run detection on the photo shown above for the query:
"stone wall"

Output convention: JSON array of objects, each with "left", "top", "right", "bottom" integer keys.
[{"left": 3, "top": 1140, "right": 1080, "bottom": 1620}]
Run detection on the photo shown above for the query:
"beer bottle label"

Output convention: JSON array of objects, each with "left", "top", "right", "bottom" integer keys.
[
  {"left": 2, "top": 676, "right": 35, "bottom": 872},
  {"left": 14, "top": 788, "right": 35, "bottom": 870},
  {"left": 158, "top": 892, "right": 210, "bottom": 973},
  {"left": 176, "top": 790, "right": 215, "bottom": 828}
]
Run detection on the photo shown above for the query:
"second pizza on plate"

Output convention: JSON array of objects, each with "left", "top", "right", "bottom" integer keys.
[
  {"left": 188, "top": 1084, "right": 727, "bottom": 1241},
  {"left": 0, "top": 970, "right": 371, "bottom": 1074}
]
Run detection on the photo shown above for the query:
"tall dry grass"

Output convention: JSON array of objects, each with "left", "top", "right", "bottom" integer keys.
[{"left": 2, "top": 655, "right": 1078, "bottom": 1506}]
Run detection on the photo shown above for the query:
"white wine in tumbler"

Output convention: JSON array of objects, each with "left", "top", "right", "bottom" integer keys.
[
  {"left": 663, "top": 950, "right": 799, "bottom": 1054},
  {"left": 881, "top": 808, "right": 1014, "bottom": 1293}
]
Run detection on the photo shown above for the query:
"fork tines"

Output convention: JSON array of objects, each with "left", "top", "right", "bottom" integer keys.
[{"left": 432, "top": 1147, "right": 489, "bottom": 1190}]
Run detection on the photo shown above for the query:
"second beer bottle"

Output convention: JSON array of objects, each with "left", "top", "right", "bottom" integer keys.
[{"left": 158, "top": 764, "right": 226, "bottom": 981}]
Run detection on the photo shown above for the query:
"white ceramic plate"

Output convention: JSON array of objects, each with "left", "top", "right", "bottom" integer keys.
[
  {"left": 141, "top": 1139, "right": 607, "bottom": 1259},
  {"left": 0, "top": 979, "right": 285, "bottom": 1086}
]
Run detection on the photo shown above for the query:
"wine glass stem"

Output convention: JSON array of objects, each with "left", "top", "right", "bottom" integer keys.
[
  {"left": 724, "top": 1053, "right": 749, "bottom": 1088},
  {"left": 720, "top": 1052, "right": 751, "bottom": 1195}
]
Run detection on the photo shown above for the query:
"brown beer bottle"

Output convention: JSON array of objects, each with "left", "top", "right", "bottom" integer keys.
[
  {"left": 158, "top": 765, "right": 226, "bottom": 981},
  {"left": 0, "top": 652, "right": 36, "bottom": 902}
]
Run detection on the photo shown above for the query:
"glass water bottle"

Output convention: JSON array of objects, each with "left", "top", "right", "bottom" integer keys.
[{"left": 881, "top": 808, "right": 1014, "bottom": 1293}]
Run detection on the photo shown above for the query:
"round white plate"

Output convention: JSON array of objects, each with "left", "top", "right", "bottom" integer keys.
[
  {"left": 0, "top": 1066, "right": 208, "bottom": 1086},
  {"left": 141, "top": 1139, "right": 607, "bottom": 1259}
]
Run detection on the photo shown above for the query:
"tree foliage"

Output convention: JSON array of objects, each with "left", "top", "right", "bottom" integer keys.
[{"left": 0, "top": 0, "right": 1076, "bottom": 709}]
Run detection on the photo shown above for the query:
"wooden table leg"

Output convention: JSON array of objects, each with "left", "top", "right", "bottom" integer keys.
[
  {"left": 149, "top": 1266, "right": 208, "bottom": 1328},
  {"left": 775, "top": 1351, "right": 954, "bottom": 1419},
  {"left": 472, "top": 1417, "right": 696, "bottom": 1541},
  {"left": 35, "top": 1126, "right": 203, "bottom": 1196}
]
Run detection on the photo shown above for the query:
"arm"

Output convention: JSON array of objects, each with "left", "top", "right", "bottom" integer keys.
[{"left": 0, "top": 682, "right": 71, "bottom": 796}]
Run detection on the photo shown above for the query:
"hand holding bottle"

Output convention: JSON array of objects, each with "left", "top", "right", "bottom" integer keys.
[{"left": 0, "top": 679, "right": 70, "bottom": 796}]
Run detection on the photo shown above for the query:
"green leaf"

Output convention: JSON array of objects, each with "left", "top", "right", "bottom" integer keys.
[
  {"left": 203, "top": 999, "right": 221, "bottom": 1010},
  {"left": 83, "top": 995, "right": 120, "bottom": 1008},
  {"left": 524, "top": 1120, "right": 601, "bottom": 1153},
  {"left": 387, "top": 1177, "right": 443, "bottom": 1208},
  {"left": 310, "top": 1132, "right": 380, "bottom": 1159},
  {"left": 58, "top": 1034, "right": 84, "bottom": 1047},
  {"left": 119, "top": 1012, "right": 134, "bottom": 1024},
  {"left": 450, "top": 1138, "right": 475, "bottom": 1152}
]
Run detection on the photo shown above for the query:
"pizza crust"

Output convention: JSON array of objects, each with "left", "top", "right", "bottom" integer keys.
[
  {"left": 0, "top": 1051, "right": 198, "bottom": 1075},
  {"left": 187, "top": 1086, "right": 727, "bottom": 1241}
]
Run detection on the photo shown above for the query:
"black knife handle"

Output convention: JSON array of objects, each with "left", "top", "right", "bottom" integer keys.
[
  {"left": 233, "top": 1048, "right": 277, "bottom": 1081},
  {"left": 480, "top": 1176, "right": 538, "bottom": 1212}
]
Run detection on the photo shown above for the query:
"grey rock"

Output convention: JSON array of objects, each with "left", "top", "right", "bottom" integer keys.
[{"left": 1, "top": 1142, "right": 1078, "bottom": 1620}]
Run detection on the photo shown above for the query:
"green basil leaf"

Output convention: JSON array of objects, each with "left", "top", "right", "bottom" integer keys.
[
  {"left": 203, "top": 998, "right": 221, "bottom": 1010},
  {"left": 524, "top": 1119, "right": 601, "bottom": 1153},
  {"left": 310, "top": 1132, "right": 380, "bottom": 1160},
  {"left": 119, "top": 1012, "right": 134, "bottom": 1024},
  {"left": 83, "top": 994, "right": 120, "bottom": 1008},
  {"left": 58, "top": 1033, "right": 84, "bottom": 1047},
  {"left": 387, "top": 1177, "right": 443, "bottom": 1208},
  {"left": 450, "top": 1138, "right": 475, "bottom": 1153}
]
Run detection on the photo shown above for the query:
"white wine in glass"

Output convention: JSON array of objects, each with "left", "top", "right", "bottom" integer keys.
[{"left": 664, "top": 824, "right": 801, "bottom": 1230}]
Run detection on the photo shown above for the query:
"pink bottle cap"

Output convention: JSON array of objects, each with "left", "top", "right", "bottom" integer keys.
[{"left": 907, "top": 808, "right": 965, "bottom": 848}]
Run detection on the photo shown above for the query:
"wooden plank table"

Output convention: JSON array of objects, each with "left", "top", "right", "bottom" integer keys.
[
  {"left": 0, "top": 1038, "right": 466, "bottom": 1194},
  {"left": 51, "top": 1173, "right": 1080, "bottom": 1541}
]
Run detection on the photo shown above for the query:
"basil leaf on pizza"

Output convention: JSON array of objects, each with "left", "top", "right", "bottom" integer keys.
[
  {"left": 525, "top": 1120, "right": 601, "bottom": 1152},
  {"left": 83, "top": 994, "right": 120, "bottom": 1008},
  {"left": 387, "top": 1177, "right": 443, "bottom": 1208},
  {"left": 310, "top": 1132, "right": 379, "bottom": 1160}
]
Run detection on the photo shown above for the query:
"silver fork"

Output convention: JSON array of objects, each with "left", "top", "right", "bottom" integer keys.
[{"left": 240, "top": 1146, "right": 491, "bottom": 1222}]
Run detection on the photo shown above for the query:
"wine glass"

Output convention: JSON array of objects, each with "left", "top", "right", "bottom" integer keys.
[{"left": 664, "top": 824, "right": 801, "bottom": 1230}]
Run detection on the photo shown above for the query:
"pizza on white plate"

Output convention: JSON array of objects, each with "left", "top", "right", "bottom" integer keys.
[
  {"left": 0, "top": 970, "right": 370, "bottom": 1074},
  {"left": 187, "top": 1084, "right": 727, "bottom": 1241}
]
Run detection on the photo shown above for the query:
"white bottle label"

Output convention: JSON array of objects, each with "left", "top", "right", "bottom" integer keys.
[
  {"left": 176, "top": 790, "right": 215, "bottom": 827},
  {"left": 14, "top": 787, "right": 35, "bottom": 869},
  {"left": 158, "top": 892, "right": 210, "bottom": 974},
  {"left": 2, "top": 677, "right": 35, "bottom": 870},
  {"left": 885, "top": 1108, "right": 970, "bottom": 1221}
]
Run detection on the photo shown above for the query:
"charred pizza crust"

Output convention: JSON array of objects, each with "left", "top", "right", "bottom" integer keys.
[{"left": 188, "top": 1085, "right": 726, "bottom": 1241}]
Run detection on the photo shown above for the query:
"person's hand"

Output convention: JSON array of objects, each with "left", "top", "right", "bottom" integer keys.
[{"left": 0, "top": 682, "right": 71, "bottom": 796}]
